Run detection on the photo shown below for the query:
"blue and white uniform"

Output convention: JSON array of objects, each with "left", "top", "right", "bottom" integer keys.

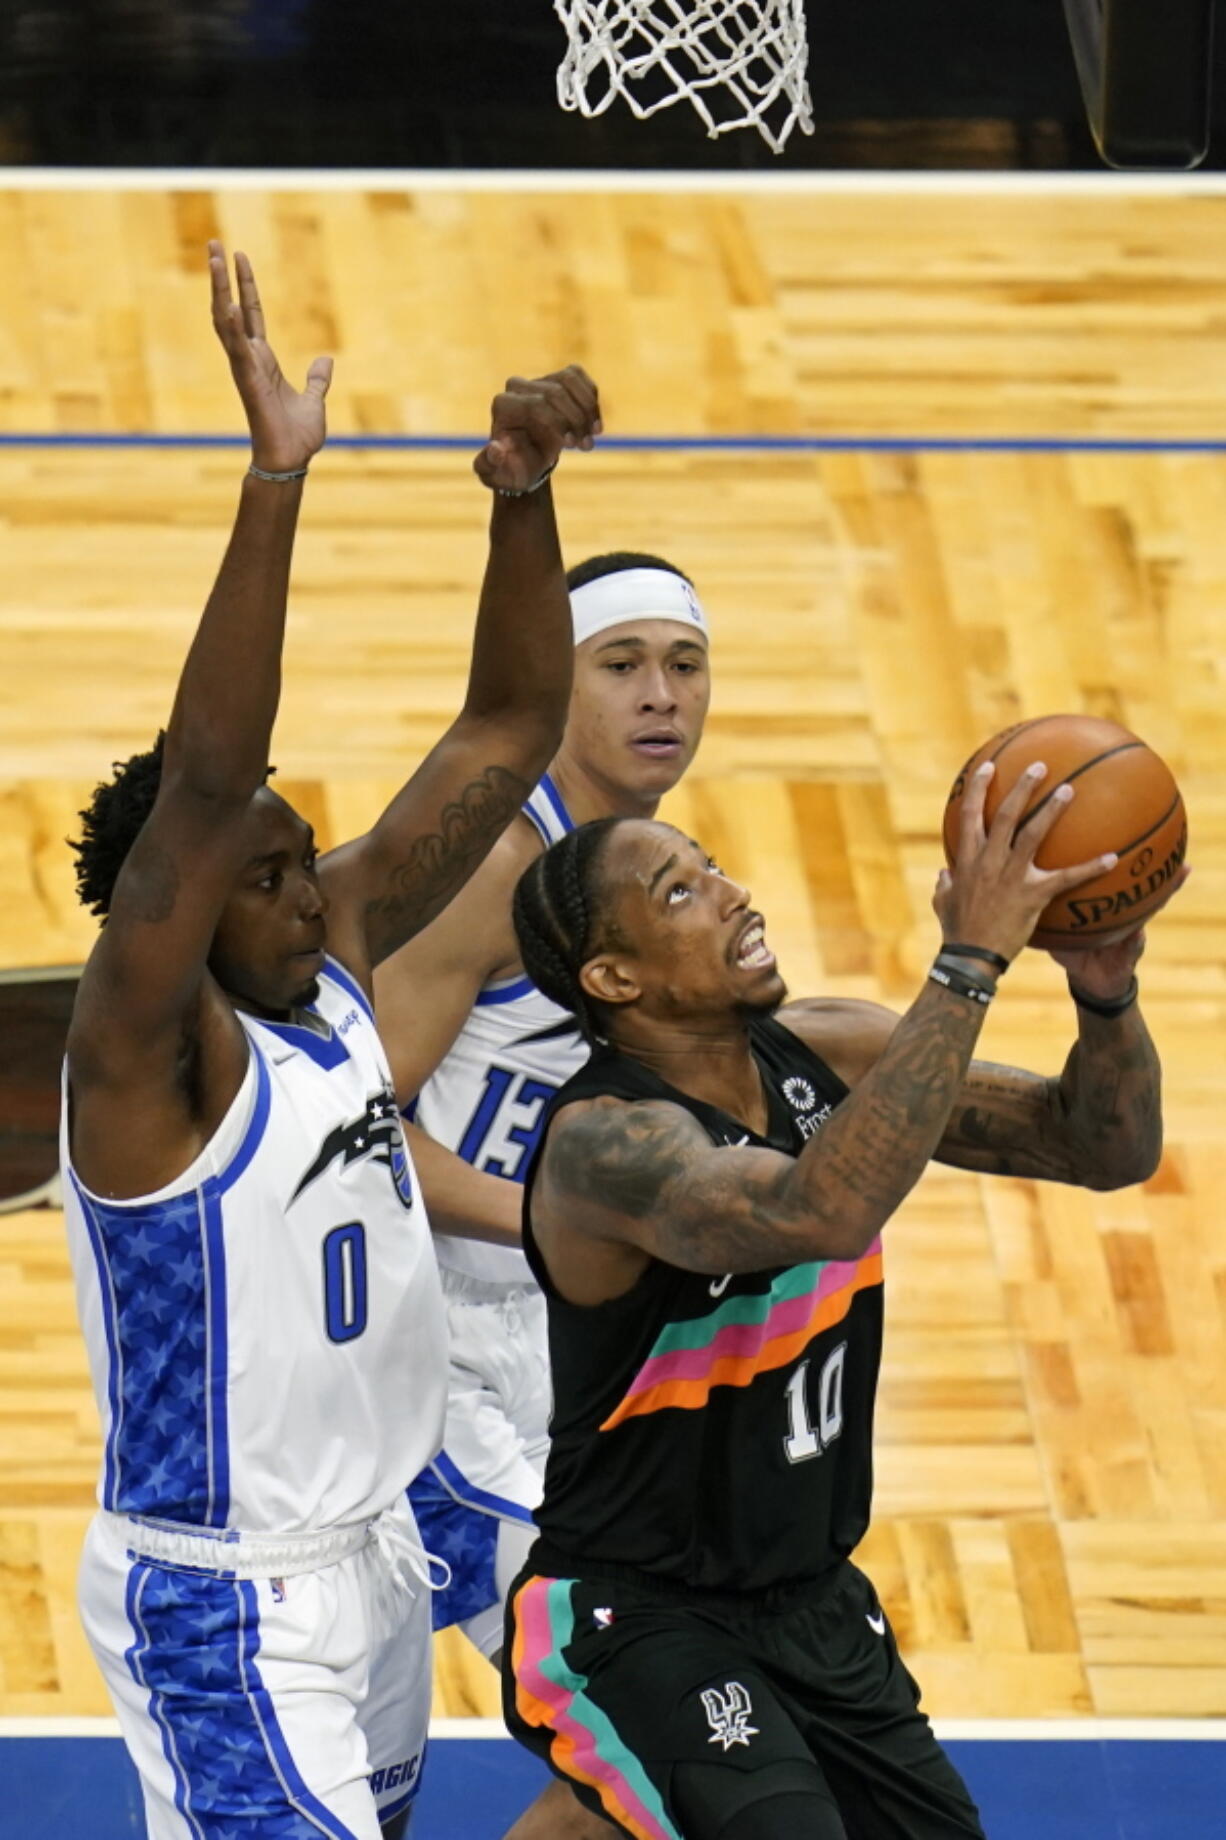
[
  {"left": 64, "top": 958, "right": 446, "bottom": 1838},
  {"left": 407, "top": 774, "right": 588, "bottom": 1659}
]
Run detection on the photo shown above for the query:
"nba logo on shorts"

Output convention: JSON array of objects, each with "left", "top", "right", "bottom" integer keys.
[{"left": 701, "top": 1681, "right": 759, "bottom": 1750}]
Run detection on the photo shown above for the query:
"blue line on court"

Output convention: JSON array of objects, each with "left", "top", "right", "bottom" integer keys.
[
  {"left": 2, "top": 431, "right": 1226, "bottom": 454},
  {"left": 6, "top": 1734, "right": 1226, "bottom": 1840}
]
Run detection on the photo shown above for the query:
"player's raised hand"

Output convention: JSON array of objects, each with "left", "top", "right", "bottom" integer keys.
[
  {"left": 1045, "top": 862, "right": 1190, "bottom": 997},
  {"left": 473, "top": 366, "right": 602, "bottom": 494},
  {"left": 209, "top": 242, "right": 333, "bottom": 475},
  {"left": 933, "top": 759, "right": 1121, "bottom": 967}
]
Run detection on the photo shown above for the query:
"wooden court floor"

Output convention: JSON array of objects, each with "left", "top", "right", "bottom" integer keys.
[{"left": 0, "top": 183, "right": 1224, "bottom": 1724}]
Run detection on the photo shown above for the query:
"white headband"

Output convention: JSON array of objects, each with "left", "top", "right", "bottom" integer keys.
[{"left": 570, "top": 567, "right": 710, "bottom": 648}]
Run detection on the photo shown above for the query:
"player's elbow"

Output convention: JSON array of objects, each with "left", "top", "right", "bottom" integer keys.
[
  {"left": 778, "top": 1195, "right": 884, "bottom": 1264},
  {"left": 1082, "top": 1135, "right": 1163, "bottom": 1191},
  {"left": 460, "top": 706, "right": 566, "bottom": 785},
  {"left": 812, "top": 1216, "right": 886, "bottom": 1261}
]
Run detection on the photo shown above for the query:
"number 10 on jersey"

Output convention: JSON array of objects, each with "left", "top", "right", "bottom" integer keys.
[{"left": 783, "top": 1342, "right": 846, "bottom": 1463}]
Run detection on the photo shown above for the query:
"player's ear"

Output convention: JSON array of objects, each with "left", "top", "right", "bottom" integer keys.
[{"left": 580, "top": 953, "right": 639, "bottom": 1010}]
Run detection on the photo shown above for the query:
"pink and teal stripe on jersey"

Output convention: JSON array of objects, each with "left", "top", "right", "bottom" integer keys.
[
  {"left": 601, "top": 1242, "right": 883, "bottom": 1431},
  {"left": 511, "top": 1575, "right": 681, "bottom": 1840}
]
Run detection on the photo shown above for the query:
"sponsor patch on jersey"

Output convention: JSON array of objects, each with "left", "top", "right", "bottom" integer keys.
[
  {"left": 291, "top": 1083, "right": 415, "bottom": 1210},
  {"left": 781, "top": 1074, "right": 835, "bottom": 1142}
]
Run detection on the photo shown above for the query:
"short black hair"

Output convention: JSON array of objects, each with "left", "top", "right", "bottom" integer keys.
[
  {"left": 512, "top": 817, "right": 627, "bottom": 1044},
  {"left": 565, "top": 551, "right": 692, "bottom": 592},
  {"left": 70, "top": 732, "right": 168, "bottom": 919}
]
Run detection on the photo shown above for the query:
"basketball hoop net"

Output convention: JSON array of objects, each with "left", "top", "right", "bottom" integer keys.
[{"left": 554, "top": 0, "right": 814, "bottom": 156}]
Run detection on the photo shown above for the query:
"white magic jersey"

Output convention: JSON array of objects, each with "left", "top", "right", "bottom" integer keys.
[
  {"left": 413, "top": 772, "right": 589, "bottom": 1286},
  {"left": 63, "top": 957, "right": 446, "bottom": 1536}
]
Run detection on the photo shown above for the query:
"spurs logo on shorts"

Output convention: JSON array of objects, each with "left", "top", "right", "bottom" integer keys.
[{"left": 701, "top": 1680, "right": 759, "bottom": 1750}]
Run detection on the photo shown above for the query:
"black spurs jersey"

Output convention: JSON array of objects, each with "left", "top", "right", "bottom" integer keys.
[{"left": 522, "top": 1014, "right": 885, "bottom": 1596}]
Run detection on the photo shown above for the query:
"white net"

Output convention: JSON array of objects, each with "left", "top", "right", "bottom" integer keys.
[{"left": 555, "top": 0, "right": 814, "bottom": 156}]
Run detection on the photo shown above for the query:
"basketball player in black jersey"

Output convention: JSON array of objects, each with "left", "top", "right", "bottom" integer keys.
[{"left": 499, "top": 760, "right": 1175, "bottom": 1840}]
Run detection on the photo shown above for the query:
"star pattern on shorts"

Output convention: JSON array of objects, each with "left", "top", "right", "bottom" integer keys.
[
  {"left": 406, "top": 1471, "right": 500, "bottom": 1630},
  {"left": 132, "top": 1567, "right": 339, "bottom": 1834}
]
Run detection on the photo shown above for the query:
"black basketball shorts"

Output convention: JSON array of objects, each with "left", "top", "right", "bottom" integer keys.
[{"left": 504, "top": 1557, "right": 986, "bottom": 1840}]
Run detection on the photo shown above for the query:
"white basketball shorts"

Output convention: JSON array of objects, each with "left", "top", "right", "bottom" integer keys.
[
  {"left": 407, "top": 1271, "right": 549, "bottom": 1660},
  {"left": 79, "top": 1493, "right": 435, "bottom": 1837}
]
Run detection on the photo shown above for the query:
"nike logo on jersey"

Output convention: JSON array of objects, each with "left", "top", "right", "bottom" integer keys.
[
  {"left": 291, "top": 1084, "right": 415, "bottom": 1210},
  {"left": 709, "top": 1274, "right": 734, "bottom": 1299},
  {"left": 866, "top": 1611, "right": 886, "bottom": 1636},
  {"left": 722, "top": 1133, "right": 751, "bottom": 1147}
]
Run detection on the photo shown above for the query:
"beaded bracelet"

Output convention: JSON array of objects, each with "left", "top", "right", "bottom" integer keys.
[{"left": 248, "top": 462, "right": 310, "bottom": 483}]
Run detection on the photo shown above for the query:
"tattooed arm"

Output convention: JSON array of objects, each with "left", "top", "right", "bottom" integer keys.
[
  {"left": 939, "top": 952, "right": 1162, "bottom": 1188},
  {"left": 320, "top": 369, "right": 600, "bottom": 984},
  {"left": 938, "top": 1023, "right": 1160, "bottom": 1187},
  {"left": 534, "top": 981, "right": 989, "bottom": 1295},
  {"left": 780, "top": 995, "right": 1162, "bottom": 1192}
]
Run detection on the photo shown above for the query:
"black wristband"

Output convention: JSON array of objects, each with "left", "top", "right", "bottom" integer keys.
[
  {"left": 929, "top": 960, "right": 994, "bottom": 1007},
  {"left": 1069, "top": 975, "right": 1139, "bottom": 1018},
  {"left": 933, "top": 949, "right": 997, "bottom": 994},
  {"left": 943, "top": 942, "right": 1009, "bottom": 976}
]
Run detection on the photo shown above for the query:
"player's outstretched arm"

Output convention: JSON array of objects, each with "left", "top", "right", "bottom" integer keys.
[
  {"left": 375, "top": 838, "right": 528, "bottom": 1247},
  {"left": 320, "top": 368, "right": 601, "bottom": 987},
  {"left": 67, "top": 244, "right": 331, "bottom": 1195},
  {"left": 935, "top": 924, "right": 1165, "bottom": 1188},
  {"left": 535, "top": 762, "right": 1122, "bottom": 1287}
]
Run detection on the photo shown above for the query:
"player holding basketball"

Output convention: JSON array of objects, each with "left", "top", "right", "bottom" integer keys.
[
  {"left": 502, "top": 762, "right": 1173, "bottom": 1840},
  {"left": 375, "top": 553, "right": 710, "bottom": 1839},
  {"left": 61, "top": 243, "right": 599, "bottom": 1839}
]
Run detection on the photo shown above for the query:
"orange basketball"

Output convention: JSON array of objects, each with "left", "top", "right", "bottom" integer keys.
[{"left": 943, "top": 715, "right": 1187, "bottom": 951}]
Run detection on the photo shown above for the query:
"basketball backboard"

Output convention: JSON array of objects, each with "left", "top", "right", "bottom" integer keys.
[{"left": 1063, "top": 0, "right": 1214, "bottom": 167}]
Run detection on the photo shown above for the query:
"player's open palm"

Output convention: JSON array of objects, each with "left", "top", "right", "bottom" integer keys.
[
  {"left": 474, "top": 365, "right": 602, "bottom": 494},
  {"left": 209, "top": 240, "right": 333, "bottom": 475}
]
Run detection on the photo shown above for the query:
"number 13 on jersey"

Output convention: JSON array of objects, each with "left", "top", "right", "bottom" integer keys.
[{"left": 456, "top": 1067, "right": 559, "bottom": 1182}]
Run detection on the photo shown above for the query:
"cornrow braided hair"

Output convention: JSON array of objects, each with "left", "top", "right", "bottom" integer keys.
[{"left": 512, "top": 816, "right": 626, "bottom": 1044}]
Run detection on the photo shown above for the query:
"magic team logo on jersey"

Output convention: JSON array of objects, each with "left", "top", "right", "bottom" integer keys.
[{"left": 291, "top": 1084, "right": 415, "bottom": 1210}]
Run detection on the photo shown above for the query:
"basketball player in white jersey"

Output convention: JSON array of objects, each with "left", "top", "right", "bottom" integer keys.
[
  {"left": 375, "top": 557, "right": 711, "bottom": 1837},
  {"left": 61, "top": 243, "right": 600, "bottom": 1839}
]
